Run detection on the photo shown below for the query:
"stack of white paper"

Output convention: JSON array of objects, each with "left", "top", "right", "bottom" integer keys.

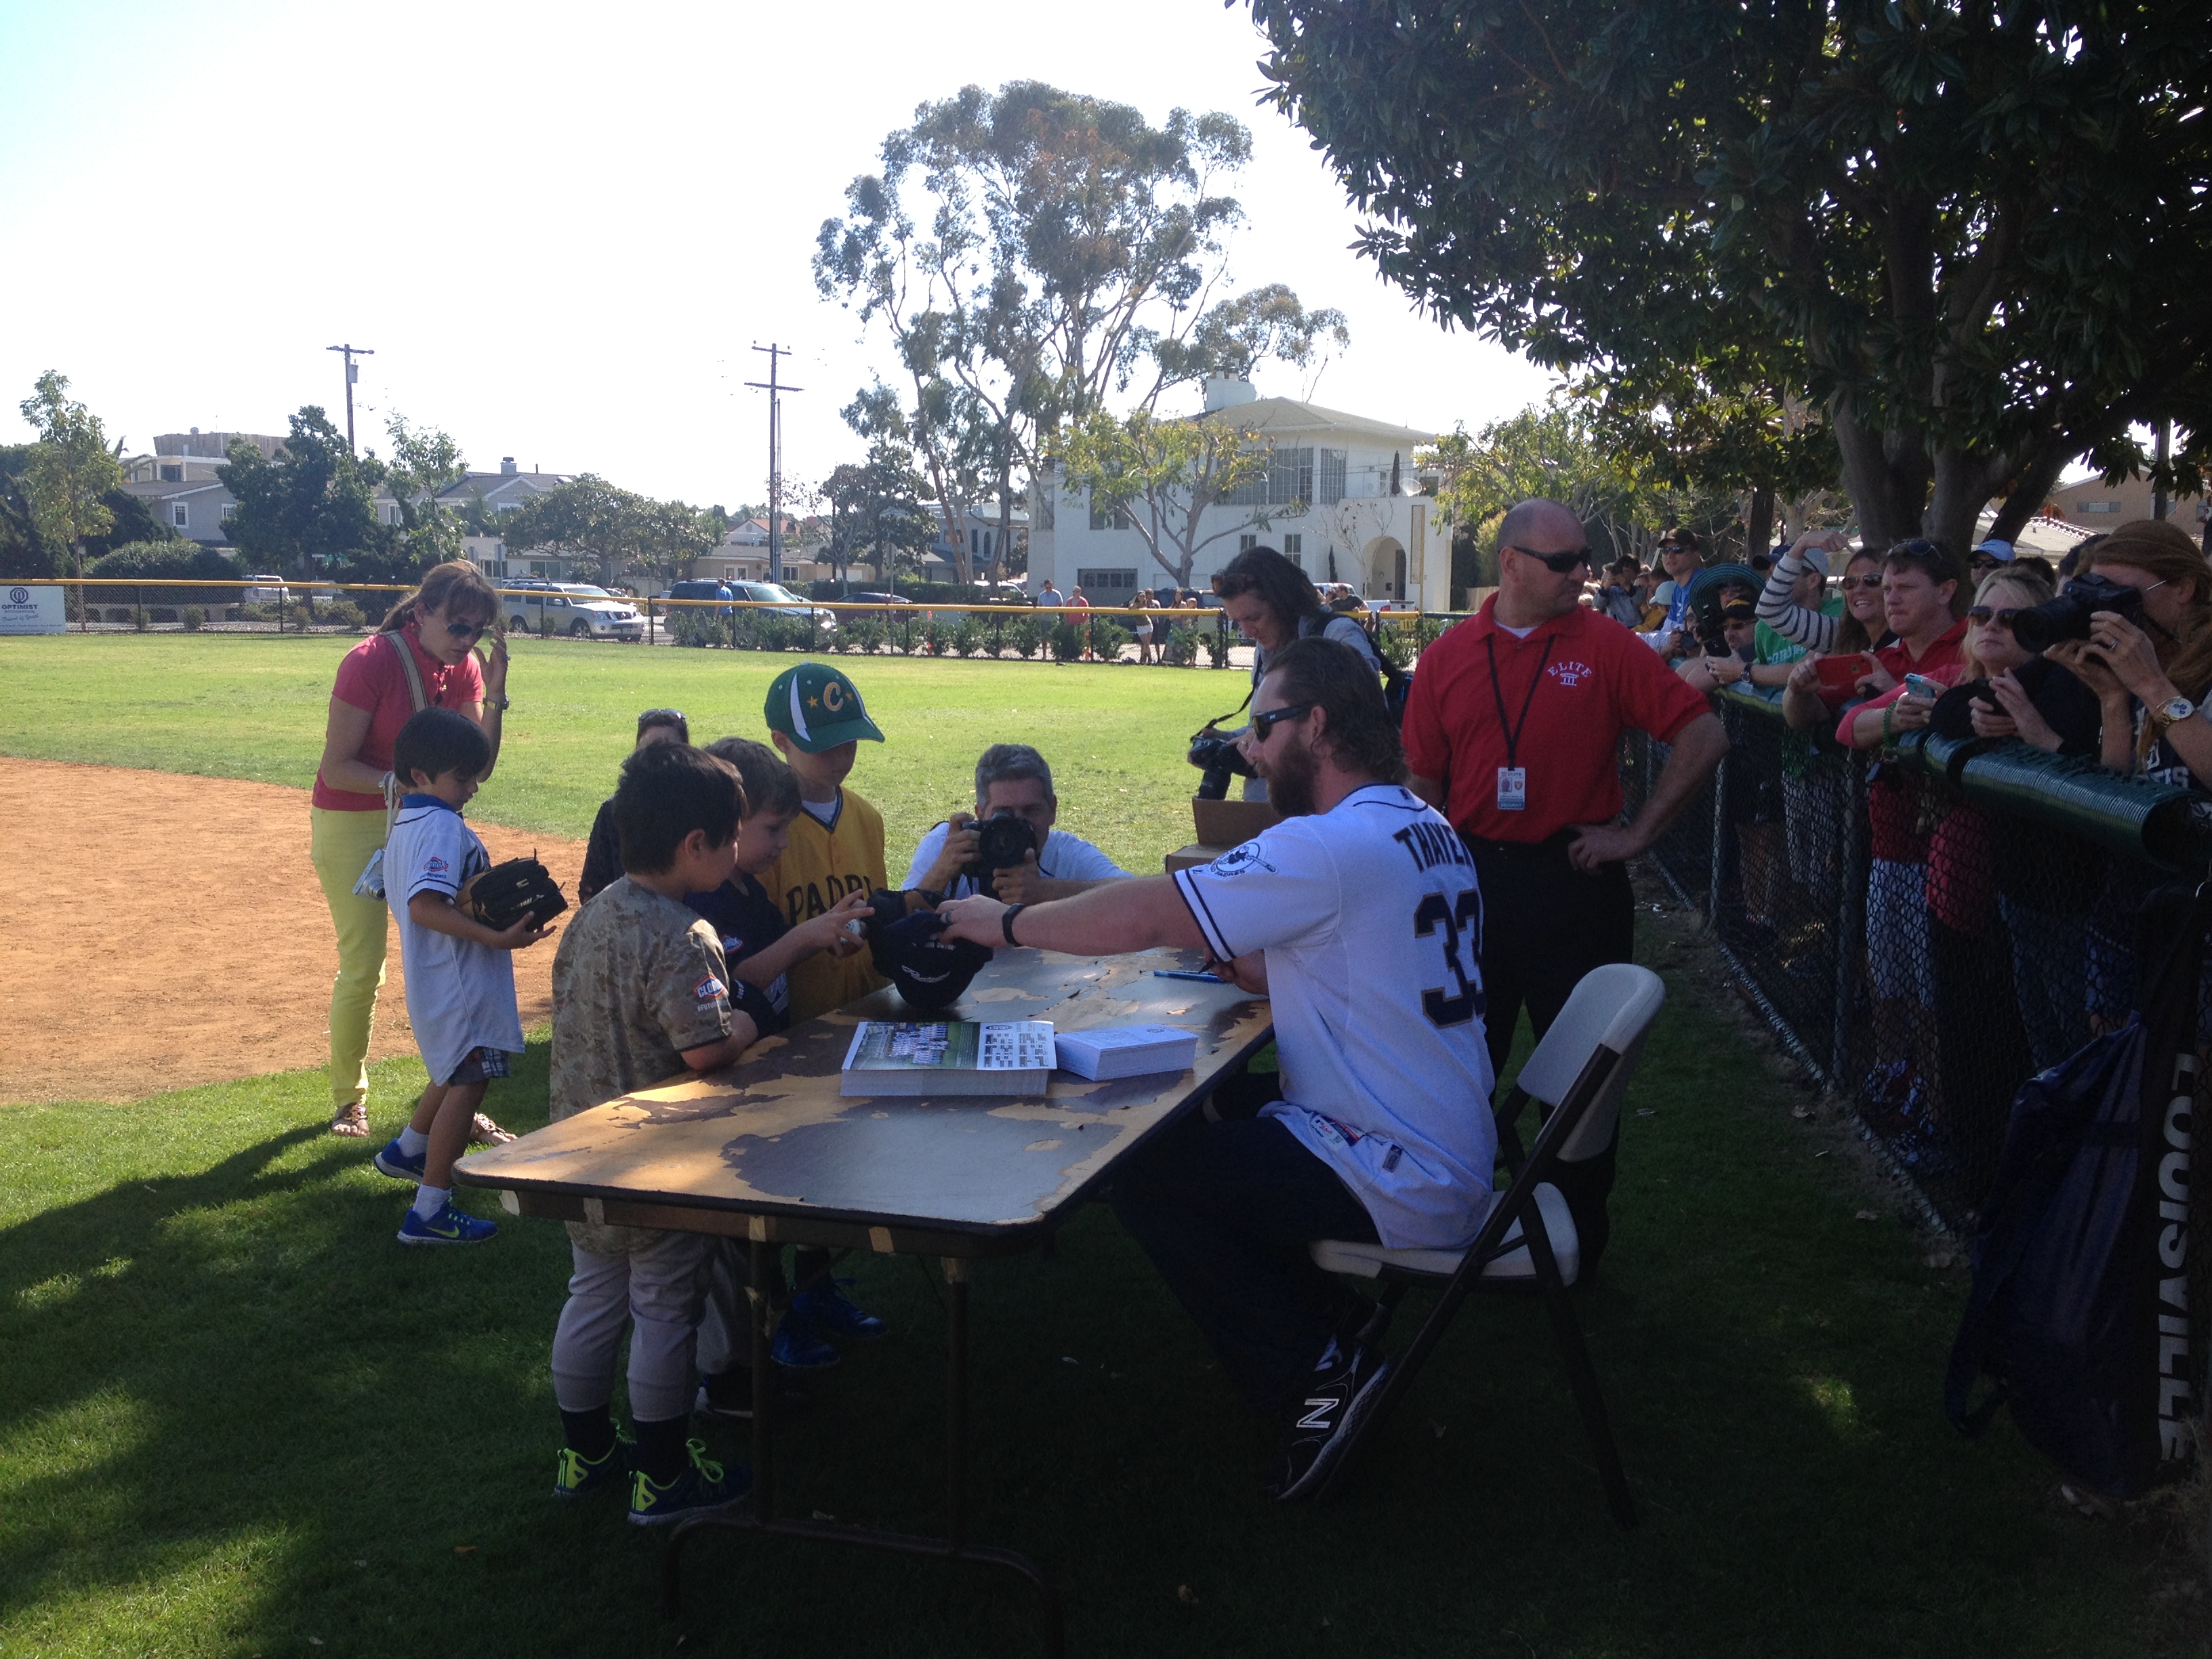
[
  {"left": 840, "top": 1020, "right": 1055, "bottom": 1097},
  {"left": 1054, "top": 1024, "right": 1200, "bottom": 1082}
]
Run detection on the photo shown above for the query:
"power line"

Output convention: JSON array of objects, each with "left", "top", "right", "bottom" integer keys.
[
  {"left": 325, "top": 343, "right": 375, "bottom": 452},
  {"left": 745, "top": 343, "right": 803, "bottom": 586}
]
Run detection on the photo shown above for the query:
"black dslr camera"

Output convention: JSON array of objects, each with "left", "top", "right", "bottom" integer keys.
[
  {"left": 962, "top": 809, "right": 1038, "bottom": 885},
  {"left": 1187, "top": 731, "right": 1255, "bottom": 800},
  {"left": 2006, "top": 573, "right": 2147, "bottom": 653}
]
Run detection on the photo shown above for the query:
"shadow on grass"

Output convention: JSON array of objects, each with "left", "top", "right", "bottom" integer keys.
[{"left": 0, "top": 988, "right": 2196, "bottom": 1657}]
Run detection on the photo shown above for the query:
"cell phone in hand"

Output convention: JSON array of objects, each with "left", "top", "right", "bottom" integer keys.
[
  {"left": 1904, "top": 673, "right": 1944, "bottom": 699},
  {"left": 1815, "top": 654, "right": 1873, "bottom": 696}
]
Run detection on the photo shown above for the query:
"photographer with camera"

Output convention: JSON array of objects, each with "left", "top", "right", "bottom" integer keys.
[
  {"left": 903, "top": 743, "right": 1132, "bottom": 904},
  {"left": 1199, "top": 546, "right": 1382, "bottom": 802}
]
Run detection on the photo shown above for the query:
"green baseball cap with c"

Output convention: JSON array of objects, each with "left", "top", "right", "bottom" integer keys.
[{"left": 764, "top": 662, "right": 884, "bottom": 752}]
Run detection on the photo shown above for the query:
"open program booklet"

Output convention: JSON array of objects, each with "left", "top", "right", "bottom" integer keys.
[{"left": 839, "top": 1019, "right": 1057, "bottom": 1097}]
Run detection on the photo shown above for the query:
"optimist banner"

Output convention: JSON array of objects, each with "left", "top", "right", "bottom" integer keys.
[{"left": 0, "top": 585, "right": 64, "bottom": 634}]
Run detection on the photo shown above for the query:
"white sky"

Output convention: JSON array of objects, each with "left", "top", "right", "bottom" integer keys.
[{"left": 0, "top": 0, "right": 1555, "bottom": 508}]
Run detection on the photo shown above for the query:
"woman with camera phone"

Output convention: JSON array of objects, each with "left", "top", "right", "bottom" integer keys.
[
  {"left": 1780, "top": 546, "right": 1893, "bottom": 733},
  {"left": 2036, "top": 520, "right": 2212, "bottom": 794}
]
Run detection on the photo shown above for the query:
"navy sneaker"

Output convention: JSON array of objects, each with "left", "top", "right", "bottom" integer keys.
[
  {"left": 1266, "top": 1343, "right": 1393, "bottom": 1503},
  {"left": 628, "top": 1439, "right": 749, "bottom": 1526},
  {"left": 372, "top": 1137, "right": 426, "bottom": 1182},
  {"left": 553, "top": 1437, "right": 632, "bottom": 1499},
  {"left": 771, "top": 1323, "right": 840, "bottom": 1371},
  {"left": 397, "top": 1201, "right": 497, "bottom": 1246},
  {"left": 694, "top": 1372, "right": 811, "bottom": 1422},
  {"left": 787, "top": 1279, "right": 888, "bottom": 1342}
]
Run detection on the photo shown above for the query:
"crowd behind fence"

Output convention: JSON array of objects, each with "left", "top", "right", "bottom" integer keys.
[{"left": 1628, "top": 683, "right": 2212, "bottom": 1233}]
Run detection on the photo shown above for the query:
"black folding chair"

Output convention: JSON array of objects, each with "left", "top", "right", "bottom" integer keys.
[{"left": 1308, "top": 962, "right": 1665, "bottom": 1521}]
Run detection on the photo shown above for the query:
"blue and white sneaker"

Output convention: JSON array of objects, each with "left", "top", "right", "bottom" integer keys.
[
  {"left": 397, "top": 1201, "right": 497, "bottom": 1246},
  {"left": 628, "top": 1439, "right": 750, "bottom": 1526},
  {"left": 372, "top": 1137, "right": 426, "bottom": 1182},
  {"left": 787, "top": 1278, "right": 888, "bottom": 1342},
  {"left": 771, "top": 1323, "right": 840, "bottom": 1371}
]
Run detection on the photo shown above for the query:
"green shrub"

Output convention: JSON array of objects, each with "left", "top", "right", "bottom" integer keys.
[
  {"left": 1160, "top": 626, "right": 1197, "bottom": 667},
  {"left": 669, "top": 607, "right": 723, "bottom": 648},
  {"left": 919, "top": 615, "right": 954, "bottom": 657},
  {"left": 840, "top": 615, "right": 886, "bottom": 655},
  {"left": 1376, "top": 619, "right": 1415, "bottom": 670},
  {"left": 1088, "top": 619, "right": 1131, "bottom": 661},
  {"left": 950, "top": 615, "right": 987, "bottom": 658},
  {"left": 84, "top": 541, "right": 241, "bottom": 607},
  {"left": 1050, "top": 619, "right": 1084, "bottom": 661},
  {"left": 1002, "top": 615, "right": 1044, "bottom": 660},
  {"left": 181, "top": 607, "right": 207, "bottom": 631}
]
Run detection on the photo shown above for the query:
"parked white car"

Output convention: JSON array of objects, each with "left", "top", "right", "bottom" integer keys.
[
  {"left": 501, "top": 582, "right": 646, "bottom": 641},
  {"left": 241, "top": 575, "right": 289, "bottom": 604}
]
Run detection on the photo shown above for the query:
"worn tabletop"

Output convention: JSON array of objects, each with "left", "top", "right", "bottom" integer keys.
[{"left": 454, "top": 946, "right": 1272, "bottom": 1256}]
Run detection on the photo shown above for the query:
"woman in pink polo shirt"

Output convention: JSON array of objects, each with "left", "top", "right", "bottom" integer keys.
[{"left": 310, "top": 561, "right": 509, "bottom": 1139}]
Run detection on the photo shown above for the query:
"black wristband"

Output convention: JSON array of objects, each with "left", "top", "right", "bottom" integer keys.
[{"left": 1001, "top": 903, "right": 1027, "bottom": 947}]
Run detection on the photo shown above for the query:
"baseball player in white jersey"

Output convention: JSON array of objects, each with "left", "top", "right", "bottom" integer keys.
[{"left": 939, "top": 636, "right": 1495, "bottom": 1502}]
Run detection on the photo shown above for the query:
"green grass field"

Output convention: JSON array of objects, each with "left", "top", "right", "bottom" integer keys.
[
  {"left": 0, "top": 633, "right": 1247, "bottom": 872},
  {"left": 0, "top": 632, "right": 2199, "bottom": 1654}
]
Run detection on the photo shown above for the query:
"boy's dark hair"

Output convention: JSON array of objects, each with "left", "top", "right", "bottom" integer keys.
[
  {"left": 638, "top": 707, "right": 689, "bottom": 743},
  {"left": 1260, "top": 637, "right": 1408, "bottom": 784},
  {"left": 615, "top": 743, "right": 745, "bottom": 874},
  {"left": 704, "top": 736, "right": 801, "bottom": 819},
  {"left": 393, "top": 707, "right": 491, "bottom": 786}
]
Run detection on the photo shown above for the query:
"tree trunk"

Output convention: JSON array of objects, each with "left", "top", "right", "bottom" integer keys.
[
  {"left": 1744, "top": 489, "right": 1775, "bottom": 561},
  {"left": 1830, "top": 392, "right": 1931, "bottom": 552}
]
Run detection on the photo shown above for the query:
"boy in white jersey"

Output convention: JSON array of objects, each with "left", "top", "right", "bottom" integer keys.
[
  {"left": 370, "top": 708, "right": 558, "bottom": 1244},
  {"left": 940, "top": 638, "right": 1495, "bottom": 1501}
]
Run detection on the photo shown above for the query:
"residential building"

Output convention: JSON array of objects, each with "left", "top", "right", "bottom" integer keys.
[
  {"left": 2042, "top": 474, "right": 2206, "bottom": 531},
  {"left": 1025, "top": 380, "right": 1446, "bottom": 609},
  {"left": 117, "top": 428, "right": 286, "bottom": 546},
  {"left": 434, "top": 457, "right": 575, "bottom": 519}
]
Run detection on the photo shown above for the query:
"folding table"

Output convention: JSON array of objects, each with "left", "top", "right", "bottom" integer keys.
[{"left": 454, "top": 945, "right": 1273, "bottom": 1656}]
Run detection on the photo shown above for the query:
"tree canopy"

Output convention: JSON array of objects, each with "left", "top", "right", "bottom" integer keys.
[
  {"left": 1248, "top": 0, "right": 2212, "bottom": 554},
  {"left": 16, "top": 371, "right": 124, "bottom": 575},
  {"left": 1054, "top": 408, "right": 1273, "bottom": 589},
  {"left": 816, "top": 81, "right": 1347, "bottom": 582},
  {"left": 220, "top": 407, "right": 381, "bottom": 579}
]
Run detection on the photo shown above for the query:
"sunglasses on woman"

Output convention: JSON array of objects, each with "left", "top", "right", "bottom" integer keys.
[
  {"left": 1966, "top": 606, "right": 2022, "bottom": 628},
  {"left": 1844, "top": 573, "right": 1885, "bottom": 590},
  {"left": 441, "top": 615, "right": 491, "bottom": 642}
]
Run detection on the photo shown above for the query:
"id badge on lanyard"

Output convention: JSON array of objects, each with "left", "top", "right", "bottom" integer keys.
[
  {"left": 1486, "top": 633, "right": 1554, "bottom": 818},
  {"left": 1496, "top": 766, "right": 1528, "bottom": 811}
]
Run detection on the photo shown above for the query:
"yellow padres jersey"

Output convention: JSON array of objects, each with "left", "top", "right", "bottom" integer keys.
[{"left": 769, "top": 786, "right": 890, "bottom": 1023}]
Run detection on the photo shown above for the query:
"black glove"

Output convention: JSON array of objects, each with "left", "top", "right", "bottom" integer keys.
[{"left": 457, "top": 856, "right": 569, "bottom": 932}]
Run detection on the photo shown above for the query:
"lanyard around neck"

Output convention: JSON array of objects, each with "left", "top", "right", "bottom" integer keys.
[{"left": 1485, "top": 632, "right": 1556, "bottom": 772}]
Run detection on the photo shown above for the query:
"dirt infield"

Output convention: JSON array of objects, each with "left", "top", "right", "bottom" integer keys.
[{"left": 0, "top": 758, "right": 585, "bottom": 1105}]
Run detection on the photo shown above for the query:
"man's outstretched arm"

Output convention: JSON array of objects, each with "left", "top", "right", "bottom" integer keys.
[{"left": 939, "top": 875, "right": 1206, "bottom": 956}]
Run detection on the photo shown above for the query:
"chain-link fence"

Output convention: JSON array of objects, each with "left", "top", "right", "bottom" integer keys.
[{"left": 1635, "top": 686, "right": 2212, "bottom": 1233}]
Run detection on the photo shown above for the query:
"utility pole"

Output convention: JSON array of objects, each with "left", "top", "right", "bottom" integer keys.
[
  {"left": 746, "top": 343, "right": 802, "bottom": 586},
  {"left": 2155, "top": 419, "right": 2171, "bottom": 520},
  {"left": 326, "top": 343, "right": 375, "bottom": 452}
]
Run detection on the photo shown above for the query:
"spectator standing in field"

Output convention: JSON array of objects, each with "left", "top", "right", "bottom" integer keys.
[
  {"left": 546, "top": 742, "right": 756, "bottom": 1523},
  {"left": 1035, "top": 579, "right": 1063, "bottom": 608},
  {"left": 1130, "top": 588, "right": 1158, "bottom": 664},
  {"left": 1834, "top": 541, "right": 1969, "bottom": 1117},
  {"left": 1641, "top": 529, "right": 1705, "bottom": 657},
  {"left": 309, "top": 560, "right": 510, "bottom": 1142},
  {"left": 1930, "top": 570, "right": 2102, "bottom": 1078},
  {"left": 578, "top": 709, "right": 690, "bottom": 903},
  {"left": 1401, "top": 497, "right": 1726, "bottom": 1266},
  {"left": 1595, "top": 557, "right": 1643, "bottom": 628}
]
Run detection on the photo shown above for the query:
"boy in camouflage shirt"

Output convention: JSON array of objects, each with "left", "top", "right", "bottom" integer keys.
[{"left": 546, "top": 743, "right": 758, "bottom": 1525}]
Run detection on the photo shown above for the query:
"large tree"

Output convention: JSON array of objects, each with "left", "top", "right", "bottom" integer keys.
[
  {"left": 499, "top": 475, "right": 651, "bottom": 588},
  {"left": 16, "top": 371, "right": 124, "bottom": 577},
  {"left": 816, "top": 81, "right": 1347, "bottom": 582},
  {"left": 1248, "top": 0, "right": 2212, "bottom": 555},
  {"left": 366, "top": 413, "right": 470, "bottom": 579},
  {"left": 220, "top": 407, "right": 382, "bottom": 579}
]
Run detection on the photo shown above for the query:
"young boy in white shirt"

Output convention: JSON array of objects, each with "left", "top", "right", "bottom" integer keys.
[{"left": 370, "top": 708, "right": 558, "bottom": 1244}]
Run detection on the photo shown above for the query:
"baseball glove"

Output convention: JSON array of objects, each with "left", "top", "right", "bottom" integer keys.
[{"left": 457, "top": 855, "right": 569, "bottom": 933}]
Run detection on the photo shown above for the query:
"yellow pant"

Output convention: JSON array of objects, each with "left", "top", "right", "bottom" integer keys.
[{"left": 309, "top": 806, "right": 394, "bottom": 1113}]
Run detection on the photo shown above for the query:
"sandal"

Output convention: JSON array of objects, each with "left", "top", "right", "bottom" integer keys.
[
  {"left": 468, "top": 1112, "right": 518, "bottom": 1147},
  {"left": 329, "top": 1101, "right": 370, "bottom": 1139}
]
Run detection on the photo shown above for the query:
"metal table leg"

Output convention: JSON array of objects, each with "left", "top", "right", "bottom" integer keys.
[{"left": 662, "top": 1252, "right": 1063, "bottom": 1656}]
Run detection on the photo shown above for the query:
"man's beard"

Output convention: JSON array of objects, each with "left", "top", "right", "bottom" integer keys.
[{"left": 1262, "top": 731, "right": 1321, "bottom": 817}]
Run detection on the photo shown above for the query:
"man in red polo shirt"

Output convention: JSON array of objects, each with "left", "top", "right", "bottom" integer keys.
[{"left": 1403, "top": 498, "right": 1727, "bottom": 1266}]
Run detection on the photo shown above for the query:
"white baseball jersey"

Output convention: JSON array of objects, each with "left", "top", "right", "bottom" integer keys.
[
  {"left": 902, "top": 821, "right": 1131, "bottom": 899},
  {"left": 386, "top": 795, "right": 525, "bottom": 1086},
  {"left": 1173, "top": 783, "right": 1497, "bottom": 1250}
]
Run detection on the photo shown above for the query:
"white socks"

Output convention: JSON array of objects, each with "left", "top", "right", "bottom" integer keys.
[
  {"left": 398, "top": 1126, "right": 430, "bottom": 1158},
  {"left": 411, "top": 1184, "right": 451, "bottom": 1221}
]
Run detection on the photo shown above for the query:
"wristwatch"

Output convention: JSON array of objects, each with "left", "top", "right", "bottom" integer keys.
[
  {"left": 2153, "top": 695, "right": 2196, "bottom": 731},
  {"left": 485, "top": 694, "right": 511, "bottom": 711},
  {"left": 1001, "top": 903, "right": 1027, "bottom": 946}
]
